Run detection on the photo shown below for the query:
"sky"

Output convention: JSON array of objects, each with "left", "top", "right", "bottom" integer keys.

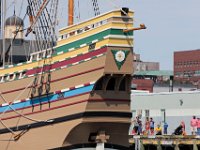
[
  {"left": 59, "top": 0, "right": 200, "bottom": 70},
  {"left": 5, "top": 0, "right": 200, "bottom": 70}
]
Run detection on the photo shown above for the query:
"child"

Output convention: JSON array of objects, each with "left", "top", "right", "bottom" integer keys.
[{"left": 155, "top": 124, "right": 162, "bottom": 135}]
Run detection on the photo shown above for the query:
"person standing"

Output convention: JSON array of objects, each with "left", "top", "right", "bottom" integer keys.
[
  {"left": 197, "top": 118, "right": 200, "bottom": 135},
  {"left": 132, "top": 117, "right": 139, "bottom": 135},
  {"left": 145, "top": 117, "right": 150, "bottom": 135},
  {"left": 137, "top": 117, "right": 142, "bottom": 135},
  {"left": 181, "top": 121, "right": 186, "bottom": 135},
  {"left": 163, "top": 122, "right": 168, "bottom": 135},
  {"left": 150, "top": 117, "right": 155, "bottom": 135},
  {"left": 190, "top": 116, "right": 198, "bottom": 135}
]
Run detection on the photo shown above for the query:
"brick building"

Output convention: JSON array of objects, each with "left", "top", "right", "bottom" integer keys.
[
  {"left": 133, "top": 54, "right": 159, "bottom": 72},
  {"left": 174, "top": 49, "right": 200, "bottom": 84},
  {"left": 132, "top": 79, "right": 154, "bottom": 92}
]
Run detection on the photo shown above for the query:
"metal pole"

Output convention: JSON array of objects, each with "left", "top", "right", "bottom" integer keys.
[{"left": 2, "top": 0, "right": 6, "bottom": 67}]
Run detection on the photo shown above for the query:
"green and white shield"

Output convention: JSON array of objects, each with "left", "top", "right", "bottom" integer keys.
[{"left": 111, "top": 50, "right": 130, "bottom": 70}]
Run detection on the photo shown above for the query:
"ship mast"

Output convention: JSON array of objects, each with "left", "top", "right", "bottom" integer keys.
[
  {"left": 68, "top": 0, "right": 74, "bottom": 26},
  {"left": 2, "top": 0, "right": 6, "bottom": 67}
]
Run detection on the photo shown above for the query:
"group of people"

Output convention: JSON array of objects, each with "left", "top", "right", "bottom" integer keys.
[
  {"left": 190, "top": 116, "right": 200, "bottom": 135},
  {"left": 132, "top": 115, "right": 200, "bottom": 136},
  {"left": 131, "top": 117, "right": 166, "bottom": 135},
  {"left": 131, "top": 116, "right": 184, "bottom": 136}
]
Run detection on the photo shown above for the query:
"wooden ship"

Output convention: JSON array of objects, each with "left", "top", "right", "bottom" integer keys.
[{"left": 0, "top": 0, "right": 145, "bottom": 149}]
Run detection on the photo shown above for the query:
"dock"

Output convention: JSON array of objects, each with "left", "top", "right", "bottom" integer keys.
[{"left": 129, "top": 135, "right": 200, "bottom": 150}]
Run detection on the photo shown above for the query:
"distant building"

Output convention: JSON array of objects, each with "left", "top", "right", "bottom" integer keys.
[
  {"left": 174, "top": 49, "right": 200, "bottom": 86},
  {"left": 132, "top": 79, "right": 154, "bottom": 92},
  {"left": 133, "top": 53, "right": 159, "bottom": 72},
  {"left": 0, "top": 14, "right": 43, "bottom": 65}
]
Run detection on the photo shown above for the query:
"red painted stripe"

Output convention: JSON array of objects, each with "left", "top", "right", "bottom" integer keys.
[
  {"left": 26, "top": 47, "right": 107, "bottom": 75},
  {"left": 2, "top": 66, "right": 104, "bottom": 95},
  {"left": 1, "top": 98, "right": 130, "bottom": 120},
  {"left": 21, "top": 99, "right": 26, "bottom": 102},
  {"left": 69, "top": 87, "right": 75, "bottom": 90},
  {"left": 84, "top": 83, "right": 90, "bottom": 86},
  {"left": 55, "top": 90, "right": 61, "bottom": 94},
  {"left": 2, "top": 87, "right": 28, "bottom": 95}
]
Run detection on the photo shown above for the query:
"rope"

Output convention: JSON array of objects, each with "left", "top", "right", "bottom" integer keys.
[
  {"left": 91, "top": 0, "right": 100, "bottom": 16},
  {"left": 0, "top": 80, "right": 45, "bottom": 123},
  {"left": 0, "top": 119, "right": 16, "bottom": 135}
]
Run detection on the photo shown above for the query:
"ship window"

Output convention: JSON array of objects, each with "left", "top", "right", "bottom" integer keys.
[
  {"left": 61, "top": 35, "right": 64, "bottom": 39},
  {"left": 16, "top": 73, "right": 20, "bottom": 79},
  {"left": 9, "top": 74, "right": 14, "bottom": 80},
  {"left": 102, "top": 20, "right": 107, "bottom": 25},
  {"left": 3, "top": 76, "right": 7, "bottom": 81},
  {"left": 46, "top": 50, "right": 51, "bottom": 57},
  {"left": 77, "top": 29, "right": 83, "bottom": 34},
  {"left": 39, "top": 53, "right": 43, "bottom": 59},
  {"left": 119, "top": 78, "right": 126, "bottom": 91},
  {"left": 65, "top": 34, "right": 68, "bottom": 39},
  {"left": 95, "top": 22, "right": 99, "bottom": 27},
  {"left": 32, "top": 54, "right": 37, "bottom": 60},
  {"left": 94, "top": 77, "right": 104, "bottom": 90},
  {"left": 84, "top": 26, "right": 90, "bottom": 31},
  {"left": 21, "top": 71, "right": 26, "bottom": 78},
  {"left": 69, "top": 31, "right": 75, "bottom": 36},
  {"left": 88, "top": 43, "right": 96, "bottom": 50},
  {"left": 106, "top": 77, "right": 116, "bottom": 90}
]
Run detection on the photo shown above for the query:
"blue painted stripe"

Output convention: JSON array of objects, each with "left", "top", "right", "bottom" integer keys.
[{"left": 0, "top": 84, "right": 94, "bottom": 113}]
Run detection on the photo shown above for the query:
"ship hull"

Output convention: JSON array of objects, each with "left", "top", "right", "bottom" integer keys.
[{"left": 0, "top": 9, "right": 134, "bottom": 149}]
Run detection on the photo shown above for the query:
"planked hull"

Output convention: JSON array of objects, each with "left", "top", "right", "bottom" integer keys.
[{"left": 0, "top": 9, "right": 134, "bottom": 149}]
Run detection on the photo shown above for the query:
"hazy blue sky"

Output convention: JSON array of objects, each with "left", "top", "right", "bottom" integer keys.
[
  {"left": 58, "top": 0, "right": 200, "bottom": 70},
  {"left": 7, "top": 0, "right": 200, "bottom": 70}
]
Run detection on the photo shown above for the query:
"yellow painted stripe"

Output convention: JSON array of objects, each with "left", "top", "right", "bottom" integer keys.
[
  {"left": 58, "top": 23, "right": 113, "bottom": 46},
  {"left": 0, "top": 39, "right": 108, "bottom": 75},
  {"left": 57, "top": 22, "right": 133, "bottom": 46},
  {"left": 109, "top": 38, "right": 134, "bottom": 46},
  {"left": 0, "top": 37, "right": 132, "bottom": 75},
  {"left": 59, "top": 10, "right": 133, "bottom": 34}
]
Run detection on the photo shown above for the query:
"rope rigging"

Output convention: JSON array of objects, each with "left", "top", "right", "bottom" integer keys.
[
  {"left": 0, "top": 0, "right": 58, "bottom": 140},
  {"left": 91, "top": 0, "right": 100, "bottom": 16}
]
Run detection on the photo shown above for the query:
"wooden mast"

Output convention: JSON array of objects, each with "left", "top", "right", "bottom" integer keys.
[{"left": 68, "top": 0, "right": 74, "bottom": 26}]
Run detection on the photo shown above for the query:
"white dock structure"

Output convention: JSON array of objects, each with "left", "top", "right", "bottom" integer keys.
[{"left": 131, "top": 90, "right": 200, "bottom": 134}]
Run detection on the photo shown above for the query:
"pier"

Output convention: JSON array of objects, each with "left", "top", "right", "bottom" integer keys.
[{"left": 129, "top": 135, "right": 200, "bottom": 150}]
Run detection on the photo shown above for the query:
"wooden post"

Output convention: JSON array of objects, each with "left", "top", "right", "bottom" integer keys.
[
  {"left": 193, "top": 140, "right": 198, "bottom": 150},
  {"left": 174, "top": 143, "right": 179, "bottom": 150},
  {"left": 157, "top": 140, "right": 162, "bottom": 150},
  {"left": 140, "top": 140, "right": 145, "bottom": 150}
]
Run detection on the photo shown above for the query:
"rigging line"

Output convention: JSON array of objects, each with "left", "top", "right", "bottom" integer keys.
[
  {"left": 77, "top": 0, "right": 81, "bottom": 22},
  {"left": 0, "top": 119, "right": 16, "bottom": 135},
  {"left": 34, "top": 1, "right": 54, "bottom": 69},
  {"left": 26, "top": 0, "right": 51, "bottom": 37},
  {"left": 34, "top": 0, "right": 56, "bottom": 60},
  {"left": 0, "top": 78, "right": 46, "bottom": 123},
  {"left": 0, "top": 92, "right": 50, "bottom": 123},
  {"left": 35, "top": 0, "right": 53, "bottom": 53},
  {"left": 29, "top": 1, "right": 49, "bottom": 57},
  {"left": 27, "top": 0, "right": 44, "bottom": 52},
  {"left": 31, "top": 1, "right": 46, "bottom": 51}
]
